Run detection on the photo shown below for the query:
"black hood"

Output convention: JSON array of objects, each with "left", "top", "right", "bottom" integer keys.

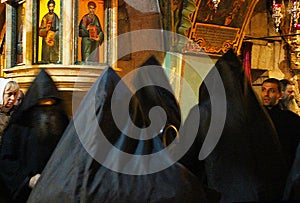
[
  {"left": 19, "top": 69, "right": 61, "bottom": 111},
  {"left": 0, "top": 69, "right": 69, "bottom": 202},
  {"left": 27, "top": 62, "right": 207, "bottom": 202},
  {"left": 180, "top": 49, "right": 289, "bottom": 202}
]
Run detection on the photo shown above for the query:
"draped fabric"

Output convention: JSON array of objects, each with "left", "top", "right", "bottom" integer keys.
[
  {"left": 180, "top": 49, "right": 289, "bottom": 202},
  {"left": 27, "top": 57, "right": 208, "bottom": 202},
  {"left": 284, "top": 142, "right": 300, "bottom": 200},
  {"left": 242, "top": 42, "right": 253, "bottom": 85},
  {"left": 0, "top": 69, "right": 69, "bottom": 202}
]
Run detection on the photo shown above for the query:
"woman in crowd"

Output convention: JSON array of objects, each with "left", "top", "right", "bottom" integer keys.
[
  {"left": 0, "top": 78, "right": 19, "bottom": 203},
  {"left": 0, "top": 79, "right": 19, "bottom": 142}
]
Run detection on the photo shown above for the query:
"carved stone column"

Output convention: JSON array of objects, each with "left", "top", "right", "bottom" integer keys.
[
  {"left": 62, "top": 0, "right": 73, "bottom": 65},
  {"left": 110, "top": 0, "right": 118, "bottom": 67},
  {"left": 24, "top": 0, "right": 32, "bottom": 65}
]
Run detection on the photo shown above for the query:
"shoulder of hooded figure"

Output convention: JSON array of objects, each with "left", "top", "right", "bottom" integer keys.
[
  {"left": 283, "top": 108, "right": 300, "bottom": 116},
  {"left": 281, "top": 109, "right": 300, "bottom": 125}
]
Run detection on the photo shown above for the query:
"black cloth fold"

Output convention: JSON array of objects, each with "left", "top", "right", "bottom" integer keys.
[
  {"left": 179, "top": 49, "right": 289, "bottom": 202},
  {"left": 284, "top": 141, "right": 300, "bottom": 200},
  {"left": 28, "top": 58, "right": 208, "bottom": 202}
]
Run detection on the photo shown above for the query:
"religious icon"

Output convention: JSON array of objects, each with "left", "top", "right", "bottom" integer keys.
[
  {"left": 78, "top": 0, "right": 104, "bottom": 63},
  {"left": 38, "top": 0, "right": 60, "bottom": 64}
]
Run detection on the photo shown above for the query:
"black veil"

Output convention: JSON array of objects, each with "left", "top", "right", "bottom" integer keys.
[
  {"left": 28, "top": 58, "right": 208, "bottom": 202},
  {"left": 179, "top": 49, "right": 288, "bottom": 202}
]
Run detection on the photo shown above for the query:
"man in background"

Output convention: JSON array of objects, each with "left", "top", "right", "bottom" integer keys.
[
  {"left": 280, "top": 79, "right": 300, "bottom": 116},
  {"left": 261, "top": 78, "right": 300, "bottom": 169}
]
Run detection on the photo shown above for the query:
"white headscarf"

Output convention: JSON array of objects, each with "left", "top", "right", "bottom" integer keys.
[{"left": 0, "top": 78, "right": 12, "bottom": 105}]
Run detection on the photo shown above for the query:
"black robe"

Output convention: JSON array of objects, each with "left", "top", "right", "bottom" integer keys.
[
  {"left": 0, "top": 69, "right": 69, "bottom": 202},
  {"left": 284, "top": 142, "right": 300, "bottom": 200},
  {"left": 27, "top": 58, "right": 208, "bottom": 202},
  {"left": 265, "top": 105, "right": 300, "bottom": 169},
  {"left": 179, "top": 49, "right": 289, "bottom": 202}
]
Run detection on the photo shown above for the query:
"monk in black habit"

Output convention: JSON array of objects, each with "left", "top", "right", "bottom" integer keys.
[
  {"left": 0, "top": 69, "right": 69, "bottom": 202},
  {"left": 179, "top": 49, "right": 289, "bottom": 202},
  {"left": 27, "top": 57, "right": 209, "bottom": 202}
]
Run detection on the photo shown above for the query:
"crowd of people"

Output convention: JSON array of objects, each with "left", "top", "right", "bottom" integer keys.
[
  {"left": 261, "top": 78, "right": 300, "bottom": 169},
  {"left": 0, "top": 65, "right": 300, "bottom": 201},
  {"left": 0, "top": 70, "right": 69, "bottom": 202}
]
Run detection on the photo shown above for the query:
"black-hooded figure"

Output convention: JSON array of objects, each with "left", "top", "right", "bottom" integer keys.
[
  {"left": 27, "top": 58, "right": 209, "bottom": 202},
  {"left": 0, "top": 69, "right": 69, "bottom": 202},
  {"left": 179, "top": 49, "right": 289, "bottom": 202}
]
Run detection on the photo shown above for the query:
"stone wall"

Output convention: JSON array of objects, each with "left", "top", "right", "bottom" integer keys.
[
  {"left": 247, "top": 3, "right": 300, "bottom": 84},
  {"left": 246, "top": 10, "right": 286, "bottom": 85},
  {"left": 246, "top": 2, "right": 300, "bottom": 104},
  {"left": 116, "top": 2, "right": 165, "bottom": 78}
]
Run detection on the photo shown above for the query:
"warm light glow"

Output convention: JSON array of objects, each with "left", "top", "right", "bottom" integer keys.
[{"left": 38, "top": 98, "right": 56, "bottom": 106}]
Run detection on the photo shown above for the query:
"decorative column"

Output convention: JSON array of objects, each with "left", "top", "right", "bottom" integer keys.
[
  {"left": 5, "top": 3, "right": 16, "bottom": 68},
  {"left": 109, "top": 0, "right": 118, "bottom": 68},
  {"left": 24, "top": 0, "right": 33, "bottom": 65},
  {"left": 62, "top": 0, "right": 73, "bottom": 65}
]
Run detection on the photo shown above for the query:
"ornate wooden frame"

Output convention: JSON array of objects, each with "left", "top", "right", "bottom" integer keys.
[{"left": 184, "top": 0, "right": 259, "bottom": 56}]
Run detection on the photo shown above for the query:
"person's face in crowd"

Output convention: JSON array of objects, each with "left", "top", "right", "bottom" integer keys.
[
  {"left": 15, "top": 90, "right": 24, "bottom": 106},
  {"left": 3, "top": 87, "right": 18, "bottom": 109},
  {"left": 282, "top": 84, "right": 295, "bottom": 101},
  {"left": 261, "top": 82, "right": 282, "bottom": 108},
  {"left": 48, "top": 3, "right": 55, "bottom": 14},
  {"left": 88, "top": 5, "right": 96, "bottom": 16}
]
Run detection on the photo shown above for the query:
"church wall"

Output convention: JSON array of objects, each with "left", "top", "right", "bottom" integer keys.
[
  {"left": 115, "top": 3, "right": 165, "bottom": 78},
  {"left": 246, "top": 2, "right": 300, "bottom": 101},
  {"left": 2, "top": 1, "right": 299, "bottom": 117}
]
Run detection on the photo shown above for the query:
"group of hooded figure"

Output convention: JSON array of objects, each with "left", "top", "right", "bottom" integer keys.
[{"left": 0, "top": 50, "right": 299, "bottom": 202}]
